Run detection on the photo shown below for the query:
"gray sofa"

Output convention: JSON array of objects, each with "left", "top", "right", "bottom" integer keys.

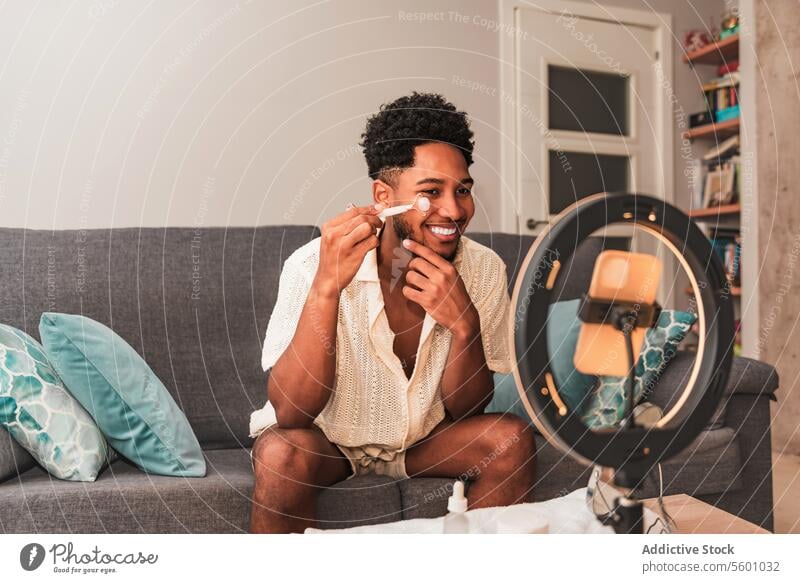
[{"left": 0, "top": 226, "right": 779, "bottom": 533}]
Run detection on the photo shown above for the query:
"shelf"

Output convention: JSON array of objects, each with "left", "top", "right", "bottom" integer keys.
[
  {"left": 683, "top": 118, "right": 740, "bottom": 140},
  {"left": 688, "top": 204, "right": 740, "bottom": 220},
  {"left": 686, "top": 286, "right": 741, "bottom": 297},
  {"left": 683, "top": 35, "right": 739, "bottom": 66}
]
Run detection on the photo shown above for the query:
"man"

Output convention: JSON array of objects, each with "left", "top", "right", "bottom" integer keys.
[{"left": 249, "top": 92, "right": 536, "bottom": 533}]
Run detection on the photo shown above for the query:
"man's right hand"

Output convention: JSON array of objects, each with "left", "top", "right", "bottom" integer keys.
[{"left": 313, "top": 204, "right": 384, "bottom": 297}]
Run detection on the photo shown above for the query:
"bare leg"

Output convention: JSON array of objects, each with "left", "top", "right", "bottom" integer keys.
[
  {"left": 405, "top": 413, "right": 537, "bottom": 509},
  {"left": 249, "top": 425, "right": 350, "bottom": 533}
]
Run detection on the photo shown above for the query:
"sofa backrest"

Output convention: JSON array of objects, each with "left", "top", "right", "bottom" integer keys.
[
  {"left": 0, "top": 226, "right": 610, "bottom": 452},
  {"left": 467, "top": 232, "right": 609, "bottom": 301},
  {"left": 0, "top": 226, "right": 319, "bottom": 450}
]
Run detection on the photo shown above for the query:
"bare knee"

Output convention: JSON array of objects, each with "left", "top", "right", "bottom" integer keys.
[
  {"left": 478, "top": 414, "right": 537, "bottom": 475},
  {"left": 252, "top": 426, "right": 326, "bottom": 486}
]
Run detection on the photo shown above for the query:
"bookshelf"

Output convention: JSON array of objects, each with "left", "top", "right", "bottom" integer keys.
[
  {"left": 683, "top": 118, "right": 740, "bottom": 141},
  {"left": 683, "top": 34, "right": 739, "bottom": 66},
  {"left": 688, "top": 203, "right": 740, "bottom": 219},
  {"left": 682, "top": 29, "right": 743, "bottom": 355}
]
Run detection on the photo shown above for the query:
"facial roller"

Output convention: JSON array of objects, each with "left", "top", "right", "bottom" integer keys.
[{"left": 377, "top": 194, "right": 431, "bottom": 221}]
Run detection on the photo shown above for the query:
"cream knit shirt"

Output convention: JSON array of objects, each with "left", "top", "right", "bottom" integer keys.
[{"left": 249, "top": 235, "right": 513, "bottom": 456}]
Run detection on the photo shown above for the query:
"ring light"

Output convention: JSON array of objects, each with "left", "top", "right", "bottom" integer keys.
[{"left": 509, "top": 192, "right": 735, "bottom": 532}]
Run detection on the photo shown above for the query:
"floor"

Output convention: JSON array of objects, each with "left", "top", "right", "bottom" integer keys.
[{"left": 772, "top": 451, "right": 800, "bottom": 533}]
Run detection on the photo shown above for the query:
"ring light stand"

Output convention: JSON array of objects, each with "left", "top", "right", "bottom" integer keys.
[{"left": 509, "top": 192, "right": 735, "bottom": 533}]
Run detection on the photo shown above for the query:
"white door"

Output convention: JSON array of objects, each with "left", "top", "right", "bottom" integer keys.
[{"left": 514, "top": 6, "right": 661, "bottom": 234}]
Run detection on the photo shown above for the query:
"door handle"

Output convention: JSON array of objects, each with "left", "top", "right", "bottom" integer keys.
[{"left": 526, "top": 218, "right": 548, "bottom": 230}]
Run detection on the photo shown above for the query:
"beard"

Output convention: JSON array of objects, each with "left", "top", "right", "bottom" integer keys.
[
  {"left": 392, "top": 214, "right": 413, "bottom": 241},
  {"left": 393, "top": 215, "right": 457, "bottom": 262}
]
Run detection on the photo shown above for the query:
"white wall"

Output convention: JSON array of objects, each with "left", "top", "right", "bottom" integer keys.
[
  {"left": 0, "top": 0, "right": 717, "bottom": 233},
  {"left": 0, "top": 0, "right": 503, "bottom": 231}
]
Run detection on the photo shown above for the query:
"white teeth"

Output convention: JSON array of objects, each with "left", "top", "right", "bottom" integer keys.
[{"left": 429, "top": 226, "right": 457, "bottom": 236}]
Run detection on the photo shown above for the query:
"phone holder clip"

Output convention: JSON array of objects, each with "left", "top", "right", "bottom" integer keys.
[{"left": 577, "top": 294, "right": 662, "bottom": 332}]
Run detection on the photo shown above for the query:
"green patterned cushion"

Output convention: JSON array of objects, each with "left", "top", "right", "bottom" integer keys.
[
  {"left": 0, "top": 324, "right": 110, "bottom": 481},
  {"left": 580, "top": 310, "right": 697, "bottom": 429}
]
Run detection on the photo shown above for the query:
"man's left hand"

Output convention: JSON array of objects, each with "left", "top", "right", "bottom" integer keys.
[{"left": 401, "top": 238, "right": 480, "bottom": 339}]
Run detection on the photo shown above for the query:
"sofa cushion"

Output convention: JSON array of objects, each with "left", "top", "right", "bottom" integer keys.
[
  {"left": 533, "top": 427, "right": 742, "bottom": 501},
  {"left": 0, "top": 448, "right": 254, "bottom": 533},
  {"left": 40, "top": 313, "right": 206, "bottom": 478},
  {"left": 547, "top": 299, "right": 597, "bottom": 411},
  {"left": 389, "top": 428, "right": 743, "bottom": 522},
  {"left": 485, "top": 299, "right": 596, "bottom": 420},
  {"left": 316, "top": 475, "right": 404, "bottom": 529},
  {"left": 1, "top": 446, "right": 404, "bottom": 533},
  {"left": 398, "top": 477, "right": 455, "bottom": 520},
  {"left": 0, "top": 323, "right": 110, "bottom": 481},
  {"left": 0, "top": 226, "right": 319, "bottom": 451},
  {"left": 0, "top": 423, "right": 743, "bottom": 533}
]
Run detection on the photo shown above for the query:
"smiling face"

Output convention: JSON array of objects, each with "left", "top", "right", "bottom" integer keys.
[{"left": 374, "top": 142, "right": 475, "bottom": 261}]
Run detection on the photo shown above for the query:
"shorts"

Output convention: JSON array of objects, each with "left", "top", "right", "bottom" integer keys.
[
  {"left": 248, "top": 404, "right": 408, "bottom": 478},
  {"left": 334, "top": 444, "right": 409, "bottom": 480},
  {"left": 249, "top": 437, "right": 408, "bottom": 480}
]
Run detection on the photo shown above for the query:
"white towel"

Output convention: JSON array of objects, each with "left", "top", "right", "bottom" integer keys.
[{"left": 305, "top": 488, "right": 667, "bottom": 534}]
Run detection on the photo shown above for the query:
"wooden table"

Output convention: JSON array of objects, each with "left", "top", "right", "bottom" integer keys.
[{"left": 642, "top": 494, "right": 769, "bottom": 534}]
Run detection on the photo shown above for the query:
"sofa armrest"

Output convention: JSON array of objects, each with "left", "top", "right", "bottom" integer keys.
[
  {"left": 647, "top": 352, "right": 779, "bottom": 430},
  {"left": 699, "top": 392, "right": 775, "bottom": 531},
  {"left": 645, "top": 352, "right": 776, "bottom": 529},
  {"left": 726, "top": 356, "right": 779, "bottom": 398}
]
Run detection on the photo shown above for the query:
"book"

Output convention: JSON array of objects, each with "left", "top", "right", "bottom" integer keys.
[
  {"left": 690, "top": 158, "right": 704, "bottom": 210},
  {"left": 716, "top": 104, "right": 740, "bottom": 122},
  {"left": 690, "top": 110, "right": 714, "bottom": 128},
  {"left": 703, "top": 163, "right": 736, "bottom": 206},
  {"left": 703, "top": 135, "right": 739, "bottom": 161},
  {"left": 702, "top": 72, "right": 740, "bottom": 91},
  {"left": 710, "top": 236, "right": 742, "bottom": 286}
]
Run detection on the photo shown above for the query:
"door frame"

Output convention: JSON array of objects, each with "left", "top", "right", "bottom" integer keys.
[{"left": 498, "top": 0, "right": 675, "bottom": 234}]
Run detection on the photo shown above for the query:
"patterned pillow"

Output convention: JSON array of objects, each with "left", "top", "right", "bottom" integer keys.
[
  {"left": 580, "top": 310, "right": 698, "bottom": 429},
  {"left": 0, "top": 324, "right": 111, "bottom": 481}
]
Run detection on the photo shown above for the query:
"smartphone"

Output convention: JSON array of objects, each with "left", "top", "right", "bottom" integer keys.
[{"left": 573, "top": 250, "right": 662, "bottom": 377}]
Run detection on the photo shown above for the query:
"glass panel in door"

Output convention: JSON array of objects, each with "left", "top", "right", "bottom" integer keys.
[
  {"left": 548, "top": 151, "right": 629, "bottom": 214},
  {"left": 548, "top": 65, "right": 630, "bottom": 135}
]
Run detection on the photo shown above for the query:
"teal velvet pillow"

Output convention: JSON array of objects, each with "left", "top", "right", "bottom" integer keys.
[
  {"left": 0, "top": 323, "right": 110, "bottom": 481},
  {"left": 484, "top": 371, "right": 530, "bottom": 422},
  {"left": 39, "top": 313, "right": 206, "bottom": 477},
  {"left": 486, "top": 299, "right": 597, "bottom": 420},
  {"left": 545, "top": 299, "right": 597, "bottom": 411},
  {"left": 580, "top": 309, "right": 698, "bottom": 429}
]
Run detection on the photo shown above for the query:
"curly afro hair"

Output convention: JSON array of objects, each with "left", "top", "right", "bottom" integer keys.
[{"left": 360, "top": 92, "right": 474, "bottom": 183}]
